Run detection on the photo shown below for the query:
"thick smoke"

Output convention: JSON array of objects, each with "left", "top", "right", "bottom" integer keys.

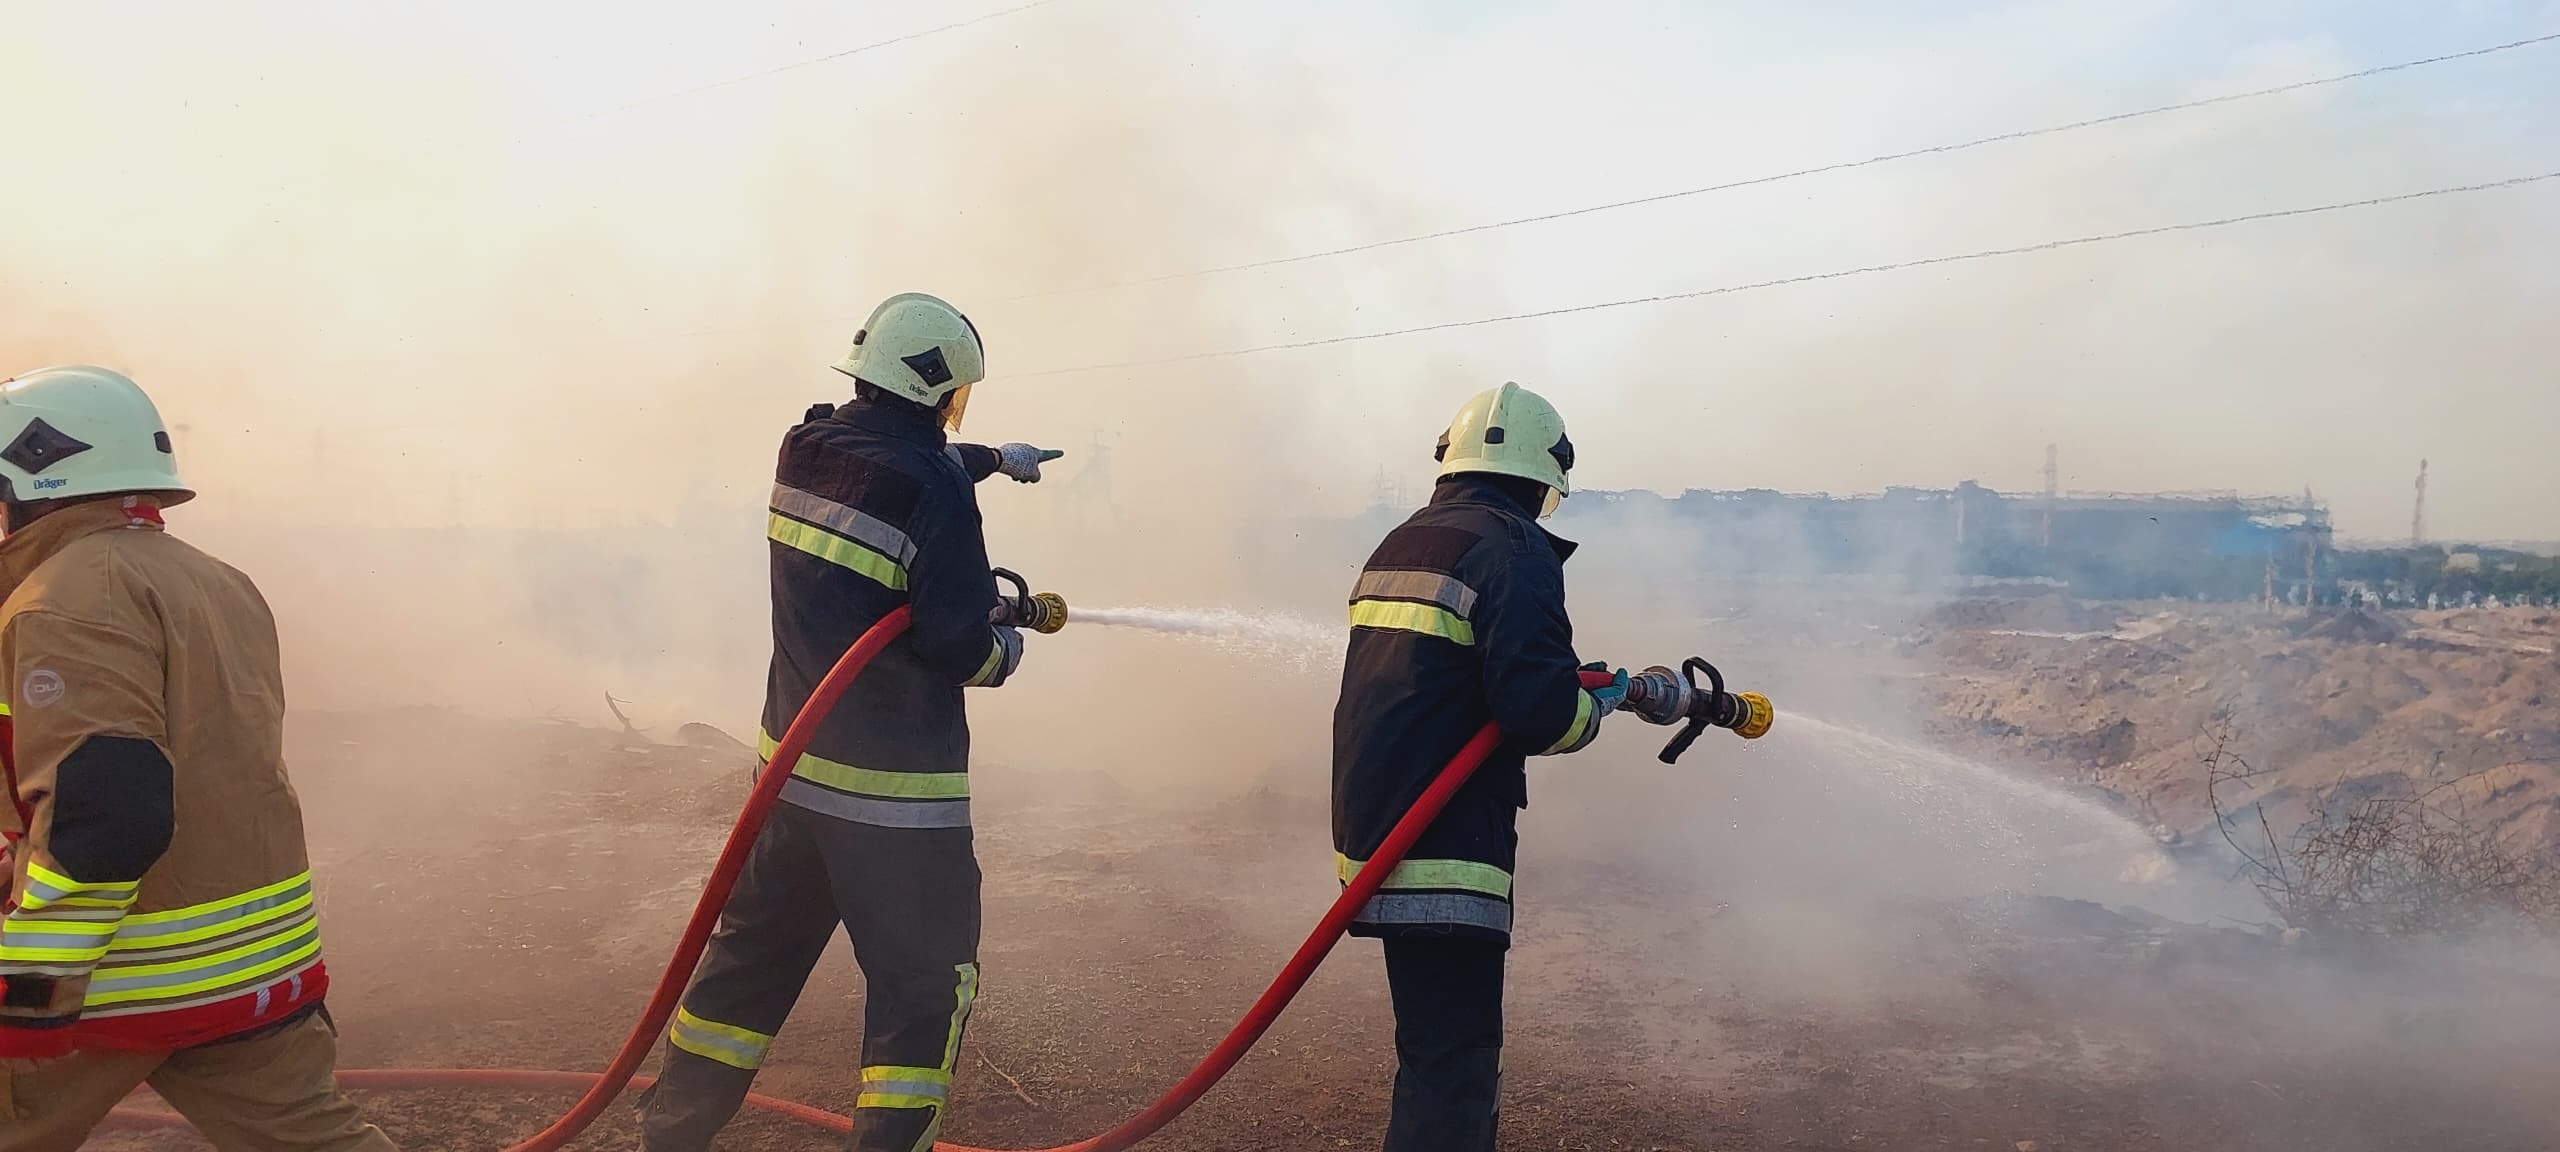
[{"left": 6, "top": 4, "right": 2558, "bottom": 1145}]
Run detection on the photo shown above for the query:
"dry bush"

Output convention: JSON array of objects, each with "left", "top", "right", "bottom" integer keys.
[{"left": 2202, "top": 719, "right": 2560, "bottom": 938}]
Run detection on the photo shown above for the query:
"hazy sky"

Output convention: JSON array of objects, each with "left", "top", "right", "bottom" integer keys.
[{"left": 4, "top": 0, "right": 2557, "bottom": 540}]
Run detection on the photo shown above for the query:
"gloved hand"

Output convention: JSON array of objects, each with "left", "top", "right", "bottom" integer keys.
[
  {"left": 1581, "top": 661, "right": 1632, "bottom": 718},
  {"left": 995, "top": 443, "right": 1065, "bottom": 483}
]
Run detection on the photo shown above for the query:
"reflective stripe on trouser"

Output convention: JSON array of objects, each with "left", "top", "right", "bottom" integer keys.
[
  {"left": 639, "top": 803, "right": 982, "bottom": 1152},
  {"left": 1339, "top": 853, "right": 1515, "bottom": 936},
  {"left": 760, "top": 730, "right": 972, "bottom": 830},
  {"left": 667, "top": 1006, "right": 774, "bottom": 1070}
]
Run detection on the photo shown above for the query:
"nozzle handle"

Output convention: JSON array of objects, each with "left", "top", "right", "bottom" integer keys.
[
  {"left": 988, "top": 567, "right": 1069, "bottom": 634},
  {"left": 1650, "top": 658, "right": 1714, "bottom": 764},
  {"left": 992, "top": 567, "right": 1033, "bottom": 623}
]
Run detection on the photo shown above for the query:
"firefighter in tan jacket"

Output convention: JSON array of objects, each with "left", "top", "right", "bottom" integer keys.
[{"left": 0, "top": 366, "right": 393, "bottom": 1152}]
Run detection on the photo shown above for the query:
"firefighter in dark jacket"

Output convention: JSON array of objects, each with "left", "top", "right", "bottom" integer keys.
[
  {"left": 1333, "top": 382, "right": 1629, "bottom": 1152},
  {"left": 639, "top": 293, "right": 1054, "bottom": 1152}
]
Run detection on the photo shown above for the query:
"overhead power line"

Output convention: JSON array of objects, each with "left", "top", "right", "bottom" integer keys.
[
  {"left": 1010, "top": 169, "right": 2560, "bottom": 379},
  {"left": 599, "top": 0, "right": 1074, "bottom": 116},
  {"left": 1000, "top": 29, "right": 2560, "bottom": 302}
]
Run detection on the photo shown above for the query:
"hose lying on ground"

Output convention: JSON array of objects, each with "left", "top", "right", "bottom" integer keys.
[{"left": 108, "top": 607, "right": 1591, "bottom": 1151}]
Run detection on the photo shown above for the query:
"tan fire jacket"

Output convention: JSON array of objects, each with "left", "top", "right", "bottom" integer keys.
[{"left": 0, "top": 496, "right": 327, "bottom": 1057}]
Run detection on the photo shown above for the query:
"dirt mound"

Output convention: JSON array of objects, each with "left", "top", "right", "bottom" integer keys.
[
  {"left": 1919, "top": 606, "right": 2560, "bottom": 853},
  {"left": 2300, "top": 608, "right": 2406, "bottom": 644}
]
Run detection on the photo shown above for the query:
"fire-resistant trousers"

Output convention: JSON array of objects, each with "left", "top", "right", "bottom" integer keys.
[
  {"left": 0, "top": 1007, "right": 396, "bottom": 1152},
  {"left": 1380, "top": 935, "right": 1507, "bottom": 1152},
  {"left": 637, "top": 801, "right": 981, "bottom": 1152}
]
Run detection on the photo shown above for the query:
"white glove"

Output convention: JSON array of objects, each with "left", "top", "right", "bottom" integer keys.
[{"left": 996, "top": 443, "right": 1065, "bottom": 483}]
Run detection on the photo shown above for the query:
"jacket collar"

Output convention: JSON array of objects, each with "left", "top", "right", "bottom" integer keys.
[
  {"left": 838, "top": 393, "right": 948, "bottom": 449},
  {"left": 1428, "top": 475, "right": 1577, "bottom": 562},
  {"left": 0, "top": 496, "right": 165, "bottom": 600}
]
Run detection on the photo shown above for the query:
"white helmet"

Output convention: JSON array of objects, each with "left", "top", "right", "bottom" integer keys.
[
  {"left": 1436, "top": 382, "right": 1573, "bottom": 517},
  {"left": 830, "top": 292, "right": 987, "bottom": 431},
  {"left": 0, "top": 365, "right": 192, "bottom": 506}
]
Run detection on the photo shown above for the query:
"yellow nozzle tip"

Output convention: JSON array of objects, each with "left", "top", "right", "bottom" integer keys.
[
  {"left": 1032, "top": 592, "right": 1069, "bottom": 634},
  {"left": 1733, "top": 692, "right": 1774, "bottom": 740}
]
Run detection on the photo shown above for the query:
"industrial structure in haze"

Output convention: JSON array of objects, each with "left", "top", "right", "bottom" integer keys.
[{"left": 1560, "top": 480, "right": 2336, "bottom": 602}]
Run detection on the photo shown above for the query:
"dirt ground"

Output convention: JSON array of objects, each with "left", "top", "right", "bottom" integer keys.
[{"left": 88, "top": 701, "right": 2560, "bottom": 1152}]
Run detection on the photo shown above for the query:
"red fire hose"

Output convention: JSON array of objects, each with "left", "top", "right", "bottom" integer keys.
[{"left": 110, "top": 607, "right": 1588, "bottom": 1151}]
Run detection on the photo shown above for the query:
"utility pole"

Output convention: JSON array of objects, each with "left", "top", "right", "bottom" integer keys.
[
  {"left": 2302, "top": 486, "right": 2319, "bottom": 613},
  {"left": 2041, "top": 443, "right": 2057, "bottom": 550},
  {"left": 2411, "top": 458, "right": 2428, "bottom": 547}
]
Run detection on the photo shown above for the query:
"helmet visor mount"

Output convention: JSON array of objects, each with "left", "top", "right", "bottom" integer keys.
[{"left": 1538, "top": 431, "right": 1574, "bottom": 518}]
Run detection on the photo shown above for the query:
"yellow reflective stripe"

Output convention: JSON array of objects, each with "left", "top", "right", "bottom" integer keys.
[
  {"left": 1337, "top": 853, "right": 1514, "bottom": 898},
  {"left": 758, "top": 732, "right": 970, "bottom": 800},
  {"left": 0, "top": 698, "right": 10, "bottom": 716},
  {"left": 941, "top": 962, "right": 978, "bottom": 1071},
  {"left": 17, "top": 892, "right": 132, "bottom": 912},
  {"left": 81, "top": 920, "right": 321, "bottom": 1006},
  {"left": 856, "top": 1090, "right": 947, "bottom": 1110},
  {"left": 120, "top": 872, "right": 311, "bottom": 927},
  {"left": 666, "top": 1029, "right": 753, "bottom": 1069},
  {"left": 963, "top": 636, "right": 1006, "bottom": 687},
  {"left": 769, "top": 513, "right": 909, "bottom": 591},
  {"left": 1542, "top": 690, "right": 1597, "bottom": 754},
  {"left": 21, "top": 861, "right": 139, "bottom": 910},
  {"left": 1348, "top": 599, "right": 1475, "bottom": 645},
  {"left": 5, "top": 918, "right": 115, "bottom": 938},
  {"left": 669, "top": 1006, "right": 773, "bottom": 1070}
]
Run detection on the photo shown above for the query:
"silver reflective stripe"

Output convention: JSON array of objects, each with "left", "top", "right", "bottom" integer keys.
[
  {"left": 771, "top": 484, "right": 915, "bottom": 565},
  {"left": 1354, "top": 892, "right": 1514, "bottom": 934},
  {"left": 779, "top": 778, "right": 973, "bottom": 829},
  {"left": 83, "top": 955, "right": 323, "bottom": 1019},
  {"left": 1350, "top": 569, "right": 1478, "bottom": 616},
  {"left": 84, "top": 921, "right": 319, "bottom": 998},
  {"left": 113, "top": 880, "right": 311, "bottom": 946},
  {"left": 21, "top": 875, "right": 137, "bottom": 906},
  {"left": 868, "top": 1078, "right": 949, "bottom": 1101}
]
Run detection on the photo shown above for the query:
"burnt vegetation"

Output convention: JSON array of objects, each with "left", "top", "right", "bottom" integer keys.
[{"left": 2203, "top": 717, "right": 2560, "bottom": 938}]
